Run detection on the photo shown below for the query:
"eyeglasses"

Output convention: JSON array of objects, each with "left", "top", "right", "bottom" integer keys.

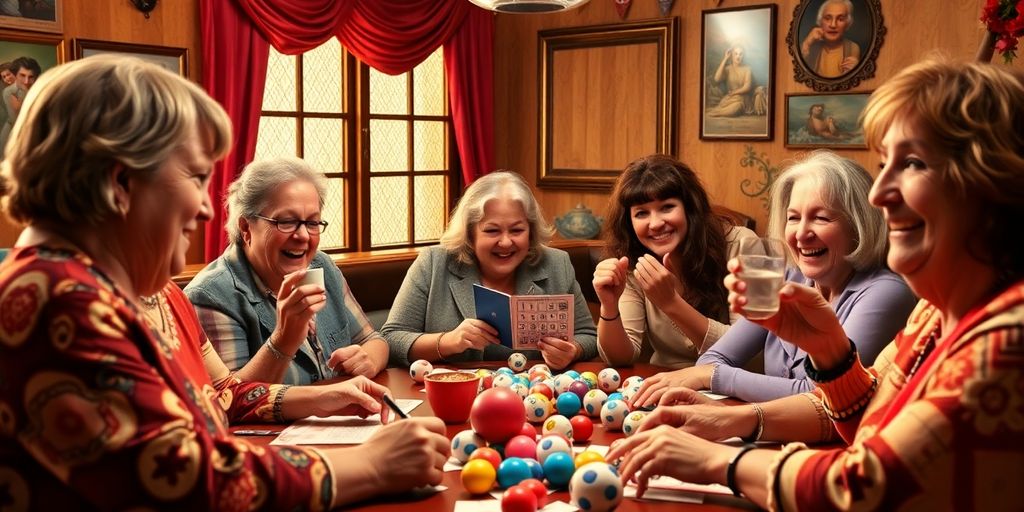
[{"left": 253, "top": 215, "right": 328, "bottom": 234}]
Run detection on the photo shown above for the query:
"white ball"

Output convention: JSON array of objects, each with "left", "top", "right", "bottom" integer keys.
[
  {"left": 582, "top": 389, "right": 608, "bottom": 417},
  {"left": 622, "top": 375, "right": 644, "bottom": 389},
  {"left": 619, "top": 383, "right": 642, "bottom": 403},
  {"left": 408, "top": 359, "right": 433, "bottom": 383},
  {"left": 599, "top": 399, "right": 629, "bottom": 431},
  {"left": 508, "top": 352, "right": 528, "bottom": 372},
  {"left": 541, "top": 414, "right": 574, "bottom": 440},
  {"left": 553, "top": 374, "right": 577, "bottom": 395},
  {"left": 621, "top": 411, "right": 648, "bottom": 437},
  {"left": 492, "top": 373, "right": 516, "bottom": 388},
  {"left": 597, "top": 368, "right": 621, "bottom": 392},
  {"left": 509, "top": 382, "right": 530, "bottom": 399},
  {"left": 535, "top": 434, "right": 573, "bottom": 465},
  {"left": 569, "top": 462, "right": 623, "bottom": 512},
  {"left": 450, "top": 429, "right": 486, "bottom": 463},
  {"left": 524, "top": 394, "right": 552, "bottom": 423}
]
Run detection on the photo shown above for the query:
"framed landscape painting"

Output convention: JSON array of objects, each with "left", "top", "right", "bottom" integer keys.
[
  {"left": 784, "top": 91, "right": 871, "bottom": 148},
  {"left": 73, "top": 39, "right": 189, "bottom": 78}
]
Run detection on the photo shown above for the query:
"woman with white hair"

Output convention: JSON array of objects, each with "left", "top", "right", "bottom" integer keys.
[
  {"left": 382, "top": 171, "right": 597, "bottom": 369},
  {"left": 185, "top": 157, "right": 389, "bottom": 385}
]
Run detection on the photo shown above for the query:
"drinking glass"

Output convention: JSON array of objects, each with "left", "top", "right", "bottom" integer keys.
[{"left": 737, "top": 237, "right": 786, "bottom": 319}]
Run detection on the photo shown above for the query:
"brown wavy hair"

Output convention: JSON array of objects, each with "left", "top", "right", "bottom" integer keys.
[{"left": 603, "top": 154, "right": 730, "bottom": 323}]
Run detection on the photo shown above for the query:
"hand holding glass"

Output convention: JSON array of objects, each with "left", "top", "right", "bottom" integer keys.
[{"left": 737, "top": 237, "right": 786, "bottom": 319}]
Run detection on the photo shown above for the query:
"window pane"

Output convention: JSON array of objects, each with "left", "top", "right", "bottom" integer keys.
[
  {"left": 369, "top": 68, "right": 408, "bottom": 115},
  {"left": 369, "top": 119, "right": 407, "bottom": 172},
  {"left": 254, "top": 117, "right": 297, "bottom": 160},
  {"left": 413, "top": 121, "right": 445, "bottom": 171},
  {"left": 263, "top": 49, "right": 296, "bottom": 112},
  {"left": 371, "top": 176, "right": 409, "bottom": 246},
  {"left": 413, "top": 48, "right": 445, "bottom": 116},
  {"left": 414, "top": 176, "right": 445, "bottom": 242},
  {"left": 303, "top": 39, "right": 343, "bottom": 113},
  {"left": 303, "top": 118, "right": 345, "bottom": 173},
  {"left": 320, "top": 177, "right": 346, "bottom": 250}
]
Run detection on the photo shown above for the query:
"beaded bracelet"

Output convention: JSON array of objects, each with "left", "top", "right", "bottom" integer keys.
[
  {"left": 726, "top": 444, "right": 758, "bottom": 497},
  {"left": 265, "top": 338, "right": 296, "bottom": 361},
  {"left": 741, "top": 402, "right": 765, "bottom": 443},
  {"left": 766, "top": 442, "right": 808, "bottom": 512}
]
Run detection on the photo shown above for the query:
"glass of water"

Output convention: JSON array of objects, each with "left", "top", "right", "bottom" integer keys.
[{"left": 737, "top": 237, "right": 787, "bottom": 319}]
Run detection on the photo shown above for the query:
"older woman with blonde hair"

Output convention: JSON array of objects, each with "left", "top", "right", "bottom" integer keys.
[
  {"left": 608, "top": 59, "right": 1024, "bottom": 510},
  {"left": 0, "top": 56, "right": 448, "bottom": 509},
  {"left": 383, "top": 171, "right": 597, "bottom": 369}
]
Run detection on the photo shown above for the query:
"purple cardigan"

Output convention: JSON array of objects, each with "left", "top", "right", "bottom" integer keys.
[{"left": 698, "top": 266, "right": 917, "bottom": 402}]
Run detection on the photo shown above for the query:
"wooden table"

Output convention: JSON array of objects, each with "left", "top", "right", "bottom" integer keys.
[{"left": 235, "top": 362, "right": 758, "bottom": 511}]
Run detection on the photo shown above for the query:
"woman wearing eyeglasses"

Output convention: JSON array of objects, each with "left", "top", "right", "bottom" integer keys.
[{"left": 185, "top": 157, "right": 389, "bottom": 384}]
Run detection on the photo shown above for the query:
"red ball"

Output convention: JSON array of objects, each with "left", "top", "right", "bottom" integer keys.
[
  {"left": 504, "top": 435, "right": 539, "bottom": 460},
  {"left": 519, "top": 422, "right": 537, "bottom": 439},
  {"left": 529, "top": 383, "right": 553, "bottom": 401},
  {"left": 569, "top": 415, "right": 594, "bottom": 442},
  {"left": 502, "top": 484, "right": 539, "bottom": 512},
  {"left": 518, "top": 478, "right": 548, "bottom": 508},
  {"left": 468, "top": 447, "right": 502, "bottom": 471},
  {"left": 471, "top": 387, "right": 527, "bottom": 443}
]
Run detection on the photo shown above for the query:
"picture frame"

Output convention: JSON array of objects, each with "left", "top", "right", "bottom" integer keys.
[
  {"left": 700, "top": 4, "right": 776, "bottom": 141},
  {"left": 538, "top": 18, "right": 678, "bottom": 191},
  {"left": 785, "top": 0, "right": 886, "bottom": 92},
  {"left": 784, "top": 91, "right": 871, "bottom": 149},
  {"left": 0, "top": 31, "right": 65, "bottom": 152},
  {"left": 0, "top": 0, "right": 62, "bottom": 34},
  {"left": 73, "top": 39, "right": 189, "bottom": 78}
]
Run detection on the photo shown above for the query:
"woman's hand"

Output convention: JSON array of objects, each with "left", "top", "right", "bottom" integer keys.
[
  {"left": 271, "top": 269, "right": 327, "bottom": 352},
  {"left": 840, "top": 55, "right": 860, "bottom": 73},
  {"left": 442, "top": 319, "right": 500, "bottom": 356},
  {"left": 312, "top": 376, "right": 389, "bottom": 419},
  {"left": 657, "top": 387, "right": 723, "bottom": 407},
  {"left": 630, "top": 365, "right": 715, "bottom": 409},
  {"left": 328, "top": 345, "right": 377, "bottom": 377},
  {"left": 606, "top": 425, "right": 735, "bottom": 498},
  {"left": 592, "top": 257, "right": 629, "bottom": 312},
  {"left": 801, "top": 27, "right": 825, "bottom": 55},
  {"left": 725, "top": 258, "right": 848, "bottom": 368},
  {"left": 634, "top": 254, "right": 683, "bottom": 311},
  {"left": 537, "top": 336, "right": 579, "bottom": 370},
  {"left": 356, "top": 417, "right": 451, "bottom": 492},
  {"left": 635, "top": 401, "right": 754, "bottom": 441}
]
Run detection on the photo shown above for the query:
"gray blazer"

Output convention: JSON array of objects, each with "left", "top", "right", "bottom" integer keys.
[{"left": 382, "top": 245, "right": 597, "bottom": 367}]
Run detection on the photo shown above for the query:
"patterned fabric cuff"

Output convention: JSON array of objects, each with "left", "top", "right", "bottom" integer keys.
[
  {"left": 273, "top": 384, "right": 292, "bottom": 423},
  {"left": 810, "top": 350, "right": 877, "bottom": 422},
  {"left": 766, "top": 442, "right": 808, "bottom": 512}
]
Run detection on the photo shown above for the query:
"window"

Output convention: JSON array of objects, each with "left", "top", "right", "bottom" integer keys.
[{"left": 255, "top": 40, "right": 455, "bottom": 252}]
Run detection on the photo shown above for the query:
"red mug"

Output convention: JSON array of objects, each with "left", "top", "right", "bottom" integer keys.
[{"left": 424, "top": 371, "right": 481, "bottom": 424}]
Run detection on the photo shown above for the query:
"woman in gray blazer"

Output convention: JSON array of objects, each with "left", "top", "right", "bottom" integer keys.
[{"left": 382, "top": 172, "right": 597, "bottom": 369}]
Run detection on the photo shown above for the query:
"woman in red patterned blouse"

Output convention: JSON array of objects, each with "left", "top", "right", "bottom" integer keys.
[
  {"left": 608, "top": 59, "right": 1024, "bottom": 510},
  {"left": 0, "top": 55, "right": 448, "bottom": 510}
]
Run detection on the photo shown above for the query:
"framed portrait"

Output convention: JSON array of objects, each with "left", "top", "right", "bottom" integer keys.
[
  {"left": 784, "top": 91, "right": 871, "bottom": 148},
  {"left": 700, "top": 4, "right": 776, "bottom": 141},
  {"left": 0, "top": 0, "right": 62, "bottom": 33},
  {"left": 786, "top": 0, "right": 886, "bottom": 92},
  {"left": 538, "top": 19, "right": 678, "bottom": 191},
  {"left": 73, "top": 39, "right": 189, "bottom": 77},
  {"left": 0, "top": 32, "right": 64, "bottom": 149}
]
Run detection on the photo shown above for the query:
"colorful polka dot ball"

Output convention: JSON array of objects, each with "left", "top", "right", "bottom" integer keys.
[
  {"left": 597, "top": 368, "right": 621, "bottom": 392},
  {"left": 569, "top": 462, "right": 622, "bottom": 512},
  {"left": 450, "top": 429, "right": 486, "bottom": 463},
  {"left": 408, "top": 359, "right": 433, "bottom": 383},
  {"left": 599, "top": 399, "right": 628, "bottom": 431},
  {"left": 508, "top": 352, "right": 528, "bottom": 372}
]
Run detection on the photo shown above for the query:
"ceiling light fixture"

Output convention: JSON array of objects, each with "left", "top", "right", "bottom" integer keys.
[{"left": 467, "top": 0, "right": 591, "bottom": 13}]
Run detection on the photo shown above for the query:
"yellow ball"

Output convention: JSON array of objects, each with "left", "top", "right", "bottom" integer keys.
[
  {"left": 574, "top": 450, "right": 605, "bottom": 468},
  {"left": 461, "top": 458, "right": 497, "bottom": 494}
]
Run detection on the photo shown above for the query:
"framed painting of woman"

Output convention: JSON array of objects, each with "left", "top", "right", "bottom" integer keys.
[{"left": 786, "top": 0, "right": 886, "bottom": 92}]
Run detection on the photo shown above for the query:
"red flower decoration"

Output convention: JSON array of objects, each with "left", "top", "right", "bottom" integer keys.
[{"left": 982, "top": 0, "right": 1024, "bottom": 63}]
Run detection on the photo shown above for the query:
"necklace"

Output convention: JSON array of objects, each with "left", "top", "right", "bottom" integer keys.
[
  {"left": 139, "top": 294, "right": 167, "bottom": 334},
  {"left": 139, "top": 294, "right": 159, "bottom": 308},
  {"left": 907, "top": 326, "right": 939, "bottom": 379}
]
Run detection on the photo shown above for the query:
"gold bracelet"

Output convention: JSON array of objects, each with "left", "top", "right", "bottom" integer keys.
[
  {"left": 742, "top": 402, "right": 765, "bottom": 443},
  {"left": 265, "top": 338, "right": 295, "bottom": 361},
  {"left": 435, "top": 331, "right": 448, "bottom": 361}
]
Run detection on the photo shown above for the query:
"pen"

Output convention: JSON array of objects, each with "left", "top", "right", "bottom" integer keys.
[
  {"left": 382, "top": 394, "right": 408, "bottom": 419},
  {"left": 234, "top": 429, "right": 277, "bottom": 436}
]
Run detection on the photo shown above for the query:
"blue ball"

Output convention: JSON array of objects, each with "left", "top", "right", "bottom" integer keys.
[
  {"left": 525, "top": 457, "right": 545, "bottom": 479},
  {"left": 496, "top": 367, "right": 515, "bottom": 376},
  {"left": 542, "top": 452, "right": 576, "bottom": 488},
  {"left": 607, "top": 392, "right": 624, "bottom": 402},
  {"left": 564, "top": 370, "right": 581, "bottom": 380},
  {"left": 497, "top": 457, "right": 533, "bottom": 489},
  {"left": 555, "top": 392, "right": 582, "bottom": 416}
]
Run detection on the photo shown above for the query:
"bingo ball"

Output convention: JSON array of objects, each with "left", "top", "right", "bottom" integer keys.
[
  {"left": 567, "top": 381, "right": 591, "bottom": 401},
  {"left": 468, "top": 446, "right": 502, "bottom": 471},
  {"left": 529, "top": 383, "right": 554, "bottom": 401},
  {"left": 553, "top": 374, "right": 576, "bottom": 395},
  {"left": 504, "top": 435, "right": 539, "bottom": 460},
  {"left": 451, "top": 429, "right": 487, "bottom": 463},
  {"left": 524, "top": 394, "right": 552, "bottom": 424},
  {"left": 508, "top": 352, "right": 528, "bottom": 372},
  {"left": 600, "top": 399, "right": 628, "bottom": 431},
  {"left": 542, "top": 451, "right": 576, "bottom": 488},
  {"left": 509, "top": 382, "right": 530, "bottom": 399},
  {"left": 606, "top": 392, "right": 624, "bottom": 402},
  {"left": 524, "top": 458, "right": 544, "bottom": 480},
  {"left": 598, "top": 368, "right": 621, "bottom": 392},
  {"left": 519, "top": 478, "right": 548, "bottom": 508},
  {"left": 569, "top": 415, "right": 594, "bottom": 442},
  {"left": 623, "top": 376, "right": 644, "bottom": 389},
  {"left": 574, "top": 449, "right": 605, "bottom": 468},
  {"left": 496, "top": 367, "right": 515, "bottom": 376},
  {"left": 497, "top": 457, "right": 533, "bottom": 489},
  {"left": 622, "top": 411, "right": 648, "bottom": 437},
  {"left": 477, "top": 368, "right": 495, "bottom": 389},
  {"left": 493, "top": 373, "right": 516, "bottom": 388},
  {"left": 461, "top": 458, "right": 497, "bottom": 494},
  {"left": 582, "top": 389, "right": 608, "bottom": 417},
  {"left": 535, "top": 434, "right": 573, "bottom": 464},
  {"left": 519, "top": 422, "right": 537, "bottom": 439},
  {"left": 579, "top": 371, "right": 599, "bottom": 389},
  {"left": 564, "top": 370, "right": 581, "bottom": 380},
  {"left": 542, "top": 414, "right": 574, "bottom": 440},
  {"left": 472, "top": 387, "right": 528, "bottom": 443},
  {"left": 620, "top": 383, "right": 642, "bottom": 403},
  {"left": 569, "top": 462, "right": 623, "bottom": 512},
  {"left": 501, "top": 484, "right": 538, "bottom": 512},
  {"left": 555, "top": 391, "right": 582, "bottom": 416},
  {"left": 409, "top": 359, "right": 433, "bottom": 383}
]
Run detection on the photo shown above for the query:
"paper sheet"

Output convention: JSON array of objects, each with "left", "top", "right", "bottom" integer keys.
[
  {"left": 699, "top": 390, "right": 729, "bottom": 400},
  {"left": 270, "top": 398, "right": 422, "bottom": 445}
]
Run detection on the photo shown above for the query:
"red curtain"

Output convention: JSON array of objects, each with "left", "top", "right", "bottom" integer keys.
[
  {"left": 200, "top": 0, "right": 495, "bottom": 261},
  {"left": 200, "top": 0, "right": 270, "bottom": 262}
]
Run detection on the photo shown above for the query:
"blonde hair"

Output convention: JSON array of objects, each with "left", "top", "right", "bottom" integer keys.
[
  {"left": 225, "top": 157, "right": 327, "bottom": 245},
  {"left": 439, "top": 171, "right": 553, "bottom": 266},
  {"left": 0, "top": 54, "right": 232, "bottom": 227}
]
